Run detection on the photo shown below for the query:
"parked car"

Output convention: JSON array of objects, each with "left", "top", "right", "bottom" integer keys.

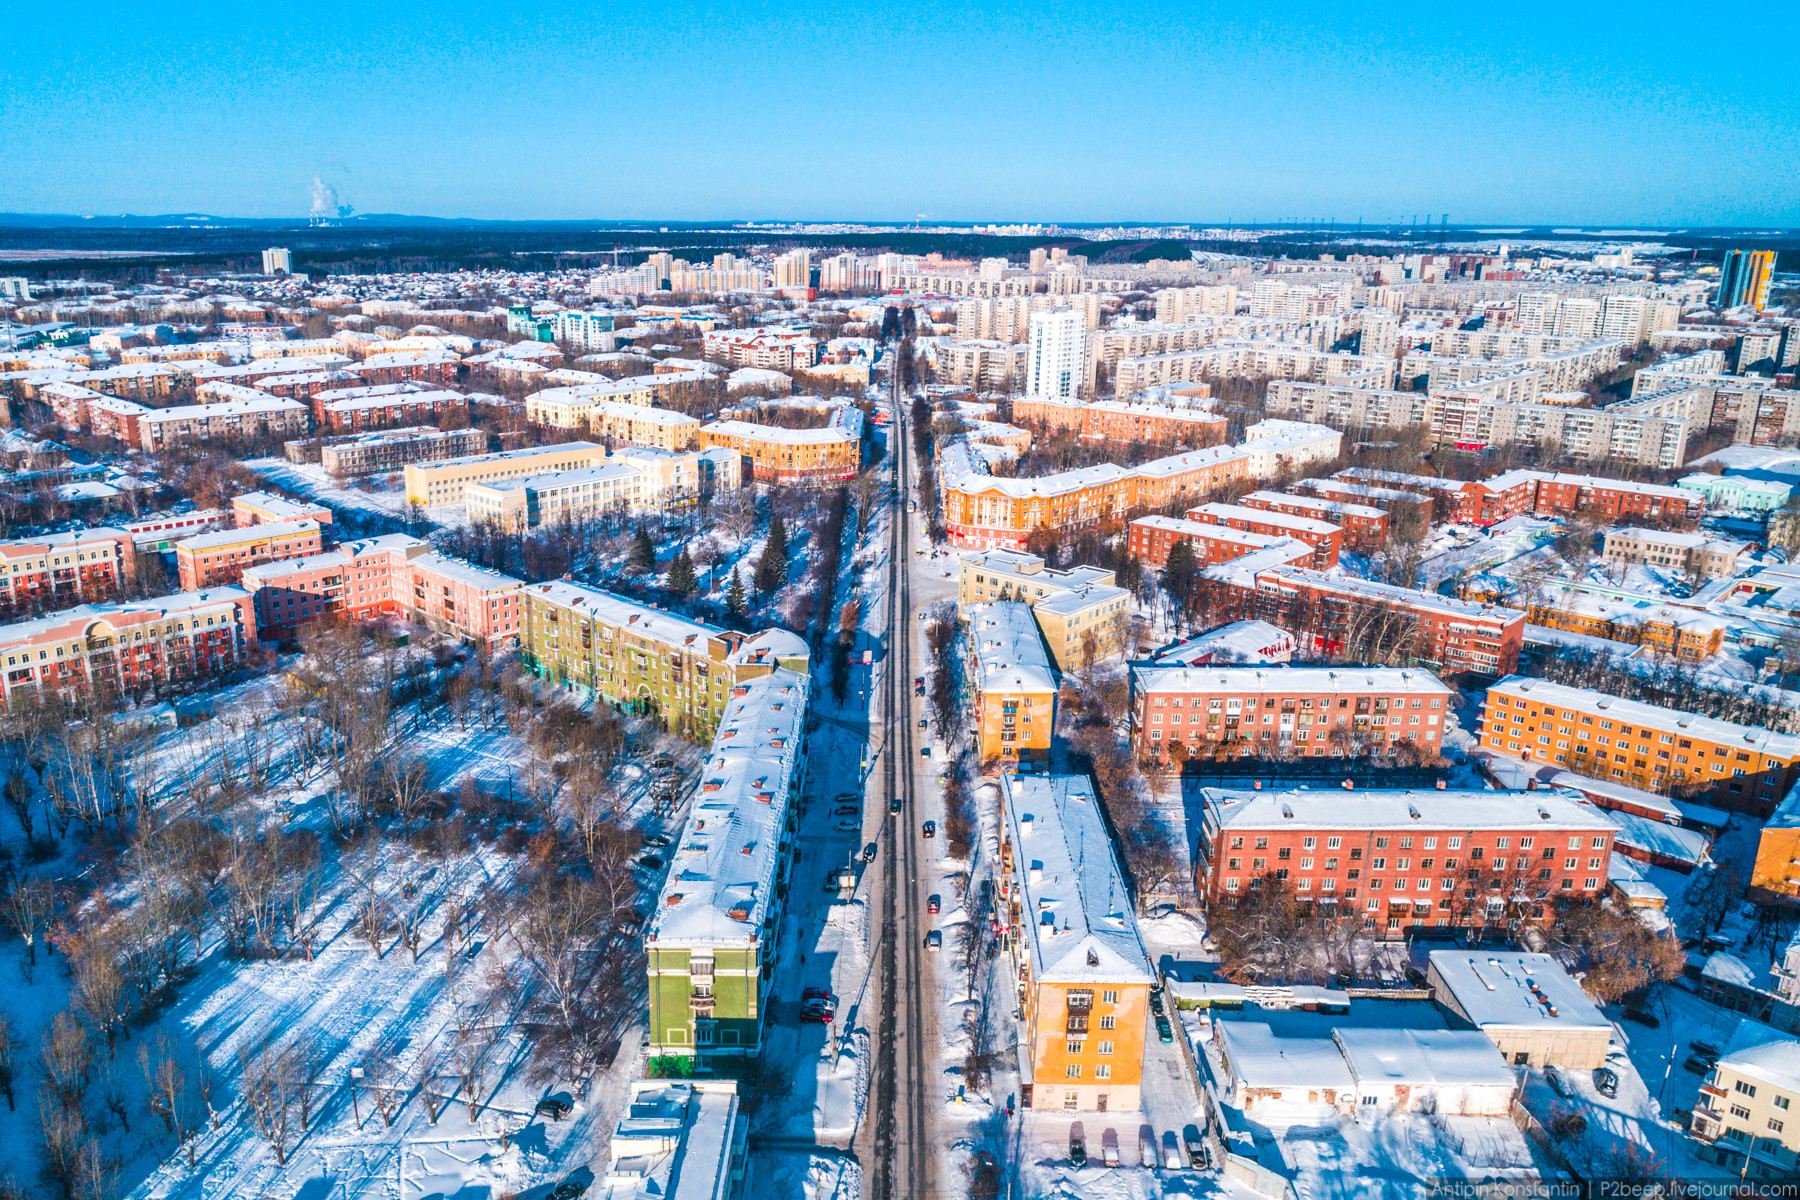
[
  {"left": 1593, "top": 1067, "right": 1618, "bottom": 1098},
  {"left": 1545, "top": 1066, "right": 1572, "bottom": 1097},
  {"left": 550, "top": 1178, "right": 590, "bottom": 1200},
  {"left": 803, "top": 986, "right": 832, "bottom": 1001},
  {"left": 535, "top": 1096, "right": 573, "bottom": 1120},
  {"left": 1683, "top": 1054, "right": 1713, "bottom": 1074},
  {"left": 928, "top": 895, "right": 941, "bottom": 914},
  {"left": 862, "top": 843, "right": 878, "bottom": 862},
  {"left": 1623, "top": 1006, "right": 1659, "bottom": 1027},
  {"left": 890, "top": 797, "right": 903, "bottom": 814},
  {"left": 1691, "top": 1038, "right": 1722, "bottom": 1060},
  {"left": 1162, "top": 1130, "right": 1184, "bottom": 1169},
  {"left": 921, "top": 746, "right": 930, "bottom": 758},
  {"left": 1138, "top": 1127, "right": 1157, "bottom": 1167},
  {"left": 1183, "top": 1124, "right": 1206, "bottom": 1165},
  {"left": 922, "top": 820, "right": 936, "bottom": 838},
  {"left": 925, "top": 930, "right": 943, "bottom": 951},
  {"left": 1149, "top": 988, "right": 1164, "bottom": 1016},
  {"left": 1069, "top": 1128, "right": 1087, "bottom": 1168},
  {"left": 834, "top": 820, "right": 859, "bottom": 833},
  {"left": 1155, "top": 1016, "right": 1174, "bottom": 1043},
  {"left": 801, "top": 996, "right": 837, "bottom": 1024},
  {"left": 1101, "top": 1128, "right": 1120, "bottom": 1167},
  {"left": 834, "top": 805, "right": 858, "bottom": 816},
  {"left": 918, "top": 718, "right": 928, "bottom": 729},
  {"left": 834, "top": 792, "right": 858, "bottom": 805},
  {"left": 643, "top": 834, "right": 671, "bottom": 849},
  {"left": 637, "top": 854, "right": 664, "bottom": 871},
  {"left": 1404, "top": 966, "right": 1428, "bottom": 987}
]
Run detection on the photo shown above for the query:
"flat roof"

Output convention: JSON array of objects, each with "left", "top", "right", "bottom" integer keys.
[
  {"left": 1001, "top": 773, "right": 1154, "bottom": 985},
  {"left": 1427, "top": 950, "right": 1610, "bottom": 1031},
  {"left": 526, "top": 580, "right": 729, "bottom": 653},
  {"left": 1200, "top": 786, "right": 1616, "bottom": 834},
  {"left": 1721, "top": 1018, "right": 1800, "bottom": 1094},
  {"left": 967, "top": 601, "right": 1055, "bottom": 693},
  {"left": 176, "top": 518, "right": 318, "bottom": 552},
  {"left": 1133, "top": 664, "right": 1452, "bottom": 697},
  {"left": 1489, "top": 674, "right": 1800, "bottom": 759}
]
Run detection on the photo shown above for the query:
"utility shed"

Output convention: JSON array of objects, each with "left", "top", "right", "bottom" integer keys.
[{"left": 1426, "top": 950, "right": 1611, "bottom": 1069}]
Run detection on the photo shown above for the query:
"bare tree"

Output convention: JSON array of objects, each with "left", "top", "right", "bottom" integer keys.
[
  {"left": 416, "top": 1045, "right": 445, "bottom": 1125},
  {"left": 364, "top": 1050, "right": 404, "bottom": 1129},
  {"left": 0, "top": 1011, "right": 18, "bottom": 1111},
  {"left": 40, "top": 1011, "right": 92, "bottom": 1113},
  {"left": 3, "top": 879, "right": 57, "bottom": 980}
]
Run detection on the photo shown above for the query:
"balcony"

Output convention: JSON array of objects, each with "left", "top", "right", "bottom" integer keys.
[{"left": 689, "top": 990, "right": 716, "bottom": 1013}]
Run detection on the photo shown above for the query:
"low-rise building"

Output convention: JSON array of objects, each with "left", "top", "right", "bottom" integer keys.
[
  {"left": 1182, "top": 501, "right": 1343, "bottom": 568},
  {"left": 1213, "top": 1022, "right": 1516, "bottom": 1116},
  {"left": 968, "top": 602, "right": 1057, "bottom": 768},
  {"left": 1010, "top": 395, "right": 1227, "bottom": 447},
  {"left": 1426, "top": 950, "right": 1612, "bottom": 1069},
  {"left": 1239, "top": 490, "right": 1389, "bottom": 552},
  {"left": 317, "top": 387, "right": 465, "bottom": 432},
  {"left": 1000, "top": 773, "right": 1155, "bottom": 1112},
  {"left": 644, "top": 666, "right": 809, "bottom": 1062},
  {"left": 1132, "top": 665, "right": 1454, "bottom": 763},
  {"left": 231, "top": 490, "right": 333, "bottom": 528},
  {"left": 697, "top": 403, "right": 863, "bottom": 487},
  {"left": 240, "top": 534, "right": 525, "bottom": 650},
  {"left": 463, "top": 447, "right": 741, "bottom": 532},
  {"left": 1676, "top": 473, "right": 1794, "bottom": 513},
  {"left": 174, "top": 519, "right": 323, "bottom": 591},
  {"left": 602, "top": 1079, "right": 747, "bottom": 1200},
  {"left": 1689, "top": 1017, "right": 1800, "bottom": 1180},
  {"left": 1602, "top": 527, "right": 1748, "bottom": 581},
  {"left": 1151, "top": 621, "right": 1296, "bottom": 665},
  {"left": 0, "top": 587, "right": 258, "bottom": 709},
  {"left": 287, "top": 426, "right": 489, "bottom": 476},
  {"left": 1480, "top": 675, "right": 1800, "bottom": 814},
  {"left": 701, "top": 327, "right": 819, "bottom": 370},
  {"left": 1522, "top": 586, "right": 1727, "bottom": 660},
  {"left": 1197, "top": 789, "right": 1615, "bottom": 936},
  {"left": 137, "top": 396, "right": 311, "bottom": 450},
  {"left": 403, "top": 441, "right": 606, "bottom": 506}
]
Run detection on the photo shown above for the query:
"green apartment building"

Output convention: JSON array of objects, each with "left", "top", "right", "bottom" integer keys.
[
  {"left": 519, "top": 580, "right": 805, "bottom": 741},
  {"left": 644, "top": 667, "right": 810, "bottom": 1062}
]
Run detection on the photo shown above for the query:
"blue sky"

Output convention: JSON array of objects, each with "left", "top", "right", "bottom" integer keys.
[{"left": 3, "top": 0, "right": 1795, "bottom": 225}]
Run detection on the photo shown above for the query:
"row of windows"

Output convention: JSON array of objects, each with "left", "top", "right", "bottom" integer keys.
[{"left": 1227, "top": 833, "right": 1604, "bottom": 851}]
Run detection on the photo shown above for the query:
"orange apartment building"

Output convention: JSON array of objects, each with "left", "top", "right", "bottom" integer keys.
[
  {"left": 968, "top": 602, "right": 1058, "bottom": 768},
  {"left": 1131, "top": 665, "right": 1455, "bottom": 763},
  {"left": 0, "top": 528, "right": 134, "bottom": 621},
  {"left": 1195, "top": 786, "right": 1618, "bottom": 936},
  {"left": 946, "top": 444, "right": 1249, "bottom": 550},
  {"left": 1479, "top": 676, "right": 1800, "bottom": 815},
  {"left": 1009, "top": 396, "right": 1227, "bottom": 446},
  {"left": 1523, "top": 588, "right": 1727, "bottom": 661},
  {"left": 1751, "top": 789, "right": 1800, "bottom": 899},
  {"left": 231, "top": 491, "right": 334, "bottom": 528},
  {"left": 696, "top": 404, "right": 863, "bottom": 487},
  {"left": 1239, "top": 490, "right": 1390, "bottom": 552},
  {"left": 1181, "top": 502, "right": 1343, "bottom": 568},
  {"left": 1000, "top": 773, "right": 1154, "bottom": 1112},
  {"left": 175, "top": 519, "right": 324, "bottom": 590}
]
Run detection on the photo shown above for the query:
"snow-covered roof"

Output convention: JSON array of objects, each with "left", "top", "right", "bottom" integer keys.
[
  {"left": 1133, "top": 664, "right": 1452, "bottom": 699},
  {"left": 1541, "top": 770, "right": 1682, "bottom": 823},
  {"left": 1001, "top": 773, "right": 1153, "bottom": 986},
  {"left": 648, "top": 669, "right": 808, "bottom": 949},
  {"left": 1426, "top": 951, "right": 1610, "bottom": 1032},
  {"left": 1597, "top": 806, "right": 1710, "bottom": 867},
  {"left": 526, "top": 580, "right": 731, "bottom": 656},
  {"left": 1217, "top": 1021, "right": 1351, "bottom": 1091},
  {"left": 1188, "top": 501, "right": 1342, "bottom": 538},
  {"left": 1333, "top": 1028, "right": 1515, "bottom": 1090},
  {"left": 1720, "top": 1018, "right": 1800, "bottom": 1095},
  {"left": 1200, "top": 786, "right": 1614, "bottom": 834},
  {"left": 1153, "top": 621, "right": 1295, "bottom": 665},
  {"left": 175, "top": 518, "right": 318, "bottom": 552},
  {"left": 607, "top": 1080, "right": 741, "bottom": 1200},
  {"left": 1489, "top": 675, "right": 1800, "bottom": 761},
  {"left": 967, "top": 602, "right": 1055, "bottom": 694}
]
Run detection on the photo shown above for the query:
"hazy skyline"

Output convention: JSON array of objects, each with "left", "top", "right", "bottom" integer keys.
[{"left": 5, "top": 0, "right": 1796, "bottom": 226}]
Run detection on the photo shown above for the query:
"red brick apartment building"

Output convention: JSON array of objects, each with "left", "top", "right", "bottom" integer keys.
[
  {"left": 1239, "top": 490, "right": 1389, "bottom": 552},
  {"left": 1331, "top": 469, "right": 1701, "bottom": 528},
  {"left": 1182, "top": 502, "right": 1343, "bottom": 569},
  {"left": 0, "top": 587, "right": 258, "bottom": 709},
  {"left": 0, "top": 528, "right": 133, "bottom": 620},
  {"left": 1130, "top": 664, "right": 1454, "bottom": 762},
  {"left": 1009, "top": 396, "right": 1227, "bottom": 447},
  {"left": 1290, "top": 478, "right": 1436, "bottom": 531},
  {"left": 352, "top": 352, "right": 461, "bottom": 387},
  {"left": 1214, "top": 566, "right": 1526, "bottom": 676},
  {"left": 1126, "top": 516, "right": 1314, "bottom": 569},
  {"left": 318, "top": 388, "right": 467, "bottom": 432},
  {"left": 1195, "top": 787, "right": 1617, "bottom": 935},
  {"left": 175, "top": 520, "right": 324, "bottom": 590}
]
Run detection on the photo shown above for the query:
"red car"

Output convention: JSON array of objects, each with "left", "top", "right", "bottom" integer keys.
[
  {"left": 801, "top": 994, "right": 837, "bottom": 1024},
  {"left": 927, "top": 895, "right": 941, "bottom": 914}
]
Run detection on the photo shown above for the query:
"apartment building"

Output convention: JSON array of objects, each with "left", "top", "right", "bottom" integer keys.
[
  {"left": 1181, "top": 502, "right": 1343, "bottom": 568},
  {"left": 1479, "top": 676, "right": 1800, "bottom": 814},
  {"left": 1154, "top": 285, "right": 1238, "bottom": 323},
  {"left": 287, "top": 426, "right": 489, "bottom": 476},
  {"left": 700, "top": 327, "right": 819, "bottom": 370},
  {"left": 137, "top": 397, "right": 311, "bottom": 451},
  {"left": 403, "top": 442, "right": 606, "bottom": 506},
  {"left": 1196, "top": 787, "right": 1615, "bottom": 935},
  {"left": 0, "top": 528, "right": 133, "bottom": 620},
  {"left": 1239, "top": 490, "right": 1389, "bottom": 551},
  {"left": 318, "top": 387, "right": 465, "bottom": 432},
  {"left": 1115, "top": 343, "right": 1394, "bottom": 396},
  {"left": 607, "top": 1079, "right": 748, "bottom": 1199},
  {"left": 241, "top": 534, "right": 524, "bottom": 650},
  {"left": 1212, "top": 566, "right": 1526, "bottom": 675},
  {"left": 353, "top": 351, "right": 460, "bottom": 387},
  {"left": 174, "top": 519, "right": 324, "bottom": 591},
  {"left": 1132, "top": 665, "right": 1454, "bottom": 763},
  {"left": 1000, "top": 773, "right": 1154, "bottom": 1112},
  {"left": 0, "top": 587, "right": 258, "bottom": 710},
  {"left": 1009, "top": 396, "right": 1226, "bottom": 447},
  {"left": 644, "top": 667, "right": 809, "bottom": 1062},
  {"left": 1027, "top": 309, "right": 1086, "bottom": 401},
  {"left": 935, "top": 339, "right": 1027, "bottom": 390},
  {"left": 1677, "top": 473, "right": 1794, "bottom": 513},
  {"left": 1753, "top": 790, "right": 1800, "bottom": 901},
  {"left": 697, "top": 404, "right": 863, "bottom": 487},
  {"left": 524, "top": 378, "right": 656, "bottom": 424},
  {"left": 1602, "top": 528, "right": 1747, "bottom": 580},
  {"left": 118, "top": 510, "right": 224, "bottom": 554},
  {"left": 83, "top": 362, "right": 179, "bottom": 400},
  {"left": 1126, "top": 516, "right": 1308, "bottom": 570},
  {"left": 464, "top": 446, "right": 742, "bottom": 531},
  {"left": 521, "top": 581, "right": 806, "bottom": 741},
  {"left": 231, "top": 491, "right": 333, "bottom": 528},
  {"left": 1523, "top": 587, "right": 1727, "bottom": 661},
  {"left": 944, "top": 444, "right": 1250, "bottom": 550},
  {"left": 1689, "top": 1019, "right": 1800, "bottom": 1179},
  {"left": 957, "top": 550, "right": 1130, "bottom": 669},
  {"left": 968, "top": 602, "right": 1057, "bottom": 768}
]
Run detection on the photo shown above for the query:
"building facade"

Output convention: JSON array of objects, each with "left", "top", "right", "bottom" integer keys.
[
  {"left": 968, "top": 602, "right": 1057, "bottom": 768},
  {"left": 174, "top": 519, "right": 324, "bottom": 591}
]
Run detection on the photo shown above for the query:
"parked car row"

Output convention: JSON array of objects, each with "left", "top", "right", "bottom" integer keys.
[{"left": 1073, "top": 1122, "right": 1208, "bottom": 1169}]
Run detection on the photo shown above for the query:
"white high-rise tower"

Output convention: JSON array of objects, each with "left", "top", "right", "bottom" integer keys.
[{"left": 1027, "top": 308, "right": 1085, "bottom": 400}]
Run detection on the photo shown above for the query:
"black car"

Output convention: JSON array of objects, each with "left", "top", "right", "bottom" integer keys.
[
  {"left": 890, "top": 797, "right": 903, "bottom": 814},
  {"left": 550, "top": 1179, "right": 590, "bottom": 1200},
  {"left": 535, "top": 1096, "right": 573, "bottom": 1120},
  {"left": 1149, "top": 988, "right": 1165, "bottom": 1016},
  {"left": 1623, "top": 1006, "right": 1660, "bottom": 1027},
  {"left": 1068, "top": 1132, "right": 1087, "bottom": 1168},
  {"left": 1593, "top": 1067, "right": 1619, "bottom": 1098},
  {"left": 862, "top": 842, "right": 878, "bottom": 862}
]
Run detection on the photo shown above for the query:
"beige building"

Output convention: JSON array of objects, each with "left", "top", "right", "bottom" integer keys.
[
  {"left": 1427, "top": 951, "right": 1612, "bottom": 1069},
  {"left": 1690, "top": 1018, "right": 1800, "bottom": 1180},
  {"left": 957, "top": 549, "right": 1129, "bottom": 669},
  {"left": 524, "top": 380, "right": 655, "bottom": 426},
  {"left": 464, "top": 446, "right": 742, "bottom": 531},
  {"left": 1602, "top": 527, "right": 1748, "bottom": 580},
  {"left": 403, "top": 442, "right": 605, "bottom": 506}
]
